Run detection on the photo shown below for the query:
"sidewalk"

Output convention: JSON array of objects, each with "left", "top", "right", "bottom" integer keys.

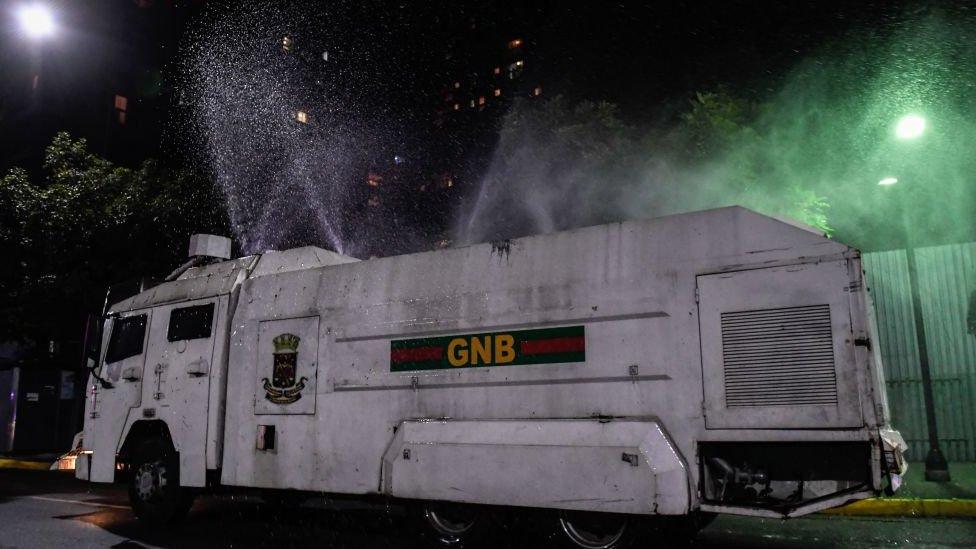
[
  {"left": 825, "top": 461, "right": 976, "bottom": 518},
  {"left": 0, "top": 453, "right": 61, "bottom": 471}
]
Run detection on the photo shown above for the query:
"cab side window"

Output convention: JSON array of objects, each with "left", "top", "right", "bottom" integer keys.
[
  {"left": 105, "top": 314, "right": 148, "bottom": 363},
  {"left": 168, "top": 303, "right": 215, "bottom": 342}
]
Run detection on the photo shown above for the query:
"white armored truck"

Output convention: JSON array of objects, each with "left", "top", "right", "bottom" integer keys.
[{"left": 78, "top": 207, "right": 906, "bottom": 547}]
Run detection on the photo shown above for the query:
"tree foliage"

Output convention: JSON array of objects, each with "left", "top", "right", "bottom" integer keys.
[
  {"left": 0, "top": 133, "right": 228, "bottom": 346},
  {"left": 679, "top": 90, "right": 832, "bottom": 234}
]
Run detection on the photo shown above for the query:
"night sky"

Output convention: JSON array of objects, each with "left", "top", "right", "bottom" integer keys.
[{"left": 0, "top": 1, "right": 923, "bottom": 170}]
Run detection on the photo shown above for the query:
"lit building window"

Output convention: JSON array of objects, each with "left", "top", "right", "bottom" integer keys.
[
  {"left": 440, "top": 173, "right": 454, "bottom": 188},
  {"left": 367, "top": 173, "right": 382, "bottom": 187},
  {"left": 508, "top": 60, "right": 524, "bottom": 80},
  {"left": 532, "top": 86, "right": 543, "bottom": 97},
  {"left": 493, "top": 88, "right": 501, "bottom": 97},
  {"left": 508, "top": 38, "right": 523, "bottom": 49},
  {"left": 367, "top": 195, "right": 380, "bottom": 207},
  {"left": 114, "top": 94, "right": 128, "bottom": 125},
  {"left": 454, "top": 81, "right": 461, "bottom": 89},
  {"left": 469, "top": 99, "right": 476, "bottom": 108},
  {"left": 295, "top": 109, "right": 309, "bottom": 124},
  {"left": 478, "top": 96, "right": 486, "bottom": 106},
  {"left": 453, "top": 103, "right": 461, "bottom": 111},
  {"left": 282, "top": 35, "right": 293, "bottom": 53},
  {"left": 493, "top": 67, "right": 501, "bottom": 75}
]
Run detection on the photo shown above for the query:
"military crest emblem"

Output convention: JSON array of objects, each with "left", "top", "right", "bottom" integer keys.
[{"left": 261, "top": 333, "right": 308, "bottom": 404}]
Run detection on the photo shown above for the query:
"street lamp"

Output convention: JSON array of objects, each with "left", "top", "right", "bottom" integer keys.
[
  {"left": 16, "top": 4, "right": 55, "bottom": 39},
  {"left": 14, "top": 4, "right": 55, "bottom": 98},
  {"left": 885, "top": 113, "right": 949, "bottom": 482},
  {"left": 895, "top": 114, "right": 926, "bottom": 140}
]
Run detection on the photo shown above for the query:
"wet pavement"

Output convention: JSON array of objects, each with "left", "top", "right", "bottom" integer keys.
[{"left": 1, "top": 469, "right": 974, "bottom": 548}]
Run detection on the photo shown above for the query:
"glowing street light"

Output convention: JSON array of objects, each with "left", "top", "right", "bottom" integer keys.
[
  {"left": 878, "top": 177, "right": 898, "bottom": 186},
  {"left": 895, "top": 114, "right": 926, "bottom": 140},
  {"left": 17, "top": 4, "right": 55, "bottom": 38}
]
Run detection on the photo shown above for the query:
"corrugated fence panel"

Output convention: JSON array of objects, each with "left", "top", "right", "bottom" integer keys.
[
  {"left": 862, "top": 250, "right": 929, "bottom": 460},
  {"left": 864, "top": 243, "right": 976, "bottom": 461},
  {"left": 914, "top": 243, "right": 976, "bottom": 461}
]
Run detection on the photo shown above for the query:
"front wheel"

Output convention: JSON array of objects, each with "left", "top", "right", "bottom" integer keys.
[{"left": 127, "top": 437, "right": 194, "bottom": 525}]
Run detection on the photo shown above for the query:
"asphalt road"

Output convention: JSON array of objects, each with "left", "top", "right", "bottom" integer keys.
[{"left": 1, "top": 470, "right": 974, "bottom": 549}]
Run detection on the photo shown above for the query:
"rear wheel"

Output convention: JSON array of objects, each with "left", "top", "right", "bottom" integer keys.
[
  {"left": 127, "top": 436, "right": 194, "bottom": 525},
  {"left": 555, "top": 511, "right": 636, "bottom": 549},
  {"left": 416, "top": 502, "right": 488, "bottom": 547}
]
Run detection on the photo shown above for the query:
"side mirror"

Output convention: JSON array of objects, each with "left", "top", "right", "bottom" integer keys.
[{"left": 86, "top": 315, "right": 114, "bottom": 389}]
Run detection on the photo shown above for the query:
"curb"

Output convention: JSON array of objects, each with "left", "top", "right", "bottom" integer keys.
[
  {"left": 0, "top": 458, "right": 54, "bottom": 471},
  {"left": 822, "top": 498, "right": 976, "bottom": 518}
]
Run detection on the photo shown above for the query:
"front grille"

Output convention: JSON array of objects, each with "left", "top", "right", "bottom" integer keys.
[{"left": 721, "top": 304, "right": 838, "bottom": 407}]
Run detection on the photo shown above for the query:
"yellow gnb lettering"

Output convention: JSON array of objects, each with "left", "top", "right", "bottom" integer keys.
[
  {"left": 494, "top": 334, "right": 515, "bottom": 363},
  {"left": 447, "top": 338, "right": 468, "bottom": 367},
  {"left": 471, "top": 336, "right": 491, "bottom": 365}
]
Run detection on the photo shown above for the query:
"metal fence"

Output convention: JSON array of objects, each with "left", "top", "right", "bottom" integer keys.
[{"left": 863, "top": 242, "right": 976, "bottom": 461}]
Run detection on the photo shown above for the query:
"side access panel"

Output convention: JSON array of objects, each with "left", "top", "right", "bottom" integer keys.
[
  {"left": 381, "top": 419, "right": 689, "bottom": 515},
  {"left": 698, "top": 261, "right": 862, "bottom": 429}
]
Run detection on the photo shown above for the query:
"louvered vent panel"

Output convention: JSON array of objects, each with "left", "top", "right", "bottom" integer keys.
[{"left": 721, "top": 304, "right": 838, "bottom": 407}]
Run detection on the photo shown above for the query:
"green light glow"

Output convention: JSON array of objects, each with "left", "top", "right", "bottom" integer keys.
[
  {"left": 895, "top": 115, "right": 926, "bottom": 139},
  {"left": 878, "top": 177, "right": 899, "bottom": 186}
]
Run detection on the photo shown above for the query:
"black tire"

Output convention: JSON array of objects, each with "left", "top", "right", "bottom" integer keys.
[
  {"left": 414, "top": 501, "right": 492, "bottom": 548},
  {"left": 127, "top": 436, "right": 194, "bottom": 526},
  {"left": 553, "top": 511, "right": 641, "bottom": 549},
  {"left": 655, "top": 512, "right": 714, "bottom": 547}
]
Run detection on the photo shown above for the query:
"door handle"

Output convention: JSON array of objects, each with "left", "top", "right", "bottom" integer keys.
[{"left": 153, "top": 363, "right": 167, "bottom": 400}]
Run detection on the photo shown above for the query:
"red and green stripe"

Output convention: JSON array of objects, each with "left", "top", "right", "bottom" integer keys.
[{"left": 390, "top": 326, "right": 585, "bottom": 372}]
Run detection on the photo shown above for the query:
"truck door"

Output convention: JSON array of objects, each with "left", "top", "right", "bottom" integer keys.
[
  {"left": 140, "top": 298, "right": 220, "bottom": 487},
  {"left": 85, "top": 311, "right": 150, "bottom": 482},
  {"left": 697, "top": 260, "right": 862, "bottom": 429}
]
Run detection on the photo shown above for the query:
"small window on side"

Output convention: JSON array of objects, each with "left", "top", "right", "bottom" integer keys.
[
  {"left": 105, "top": 315, "right": 148, "bottom": 363},
  {"left": 168, "top": 303, "right": 215, "bottom": 342}
]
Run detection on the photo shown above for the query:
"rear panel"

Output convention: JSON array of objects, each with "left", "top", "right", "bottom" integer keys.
[{"left": 698, "top": 260, "right": 862, "bottom": 429}]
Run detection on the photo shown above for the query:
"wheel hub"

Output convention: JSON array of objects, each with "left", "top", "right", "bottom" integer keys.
[
  {"left": 559, "top": 514, "right": 628, "bottom": 549},
  {"left": 135, "top": 461, "right": 167, "bottom": 502},
  {"left": 425, "top": 505, "right": 477, "bottom": 543}
]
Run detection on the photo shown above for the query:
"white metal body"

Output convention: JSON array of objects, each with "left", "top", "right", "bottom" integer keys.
[{"left": 78, "top": 207, "right": 898, "bottom": 518}]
